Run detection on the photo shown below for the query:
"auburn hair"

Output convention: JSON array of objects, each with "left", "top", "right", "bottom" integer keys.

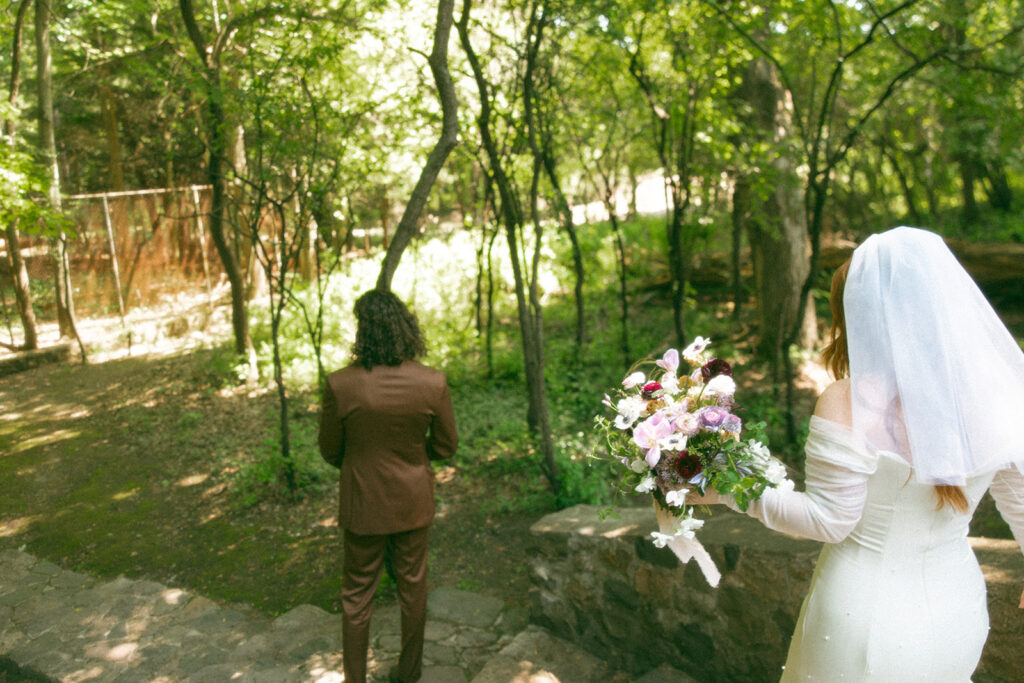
[{"left": 822, "top": 257, "right": 968, "bottom": 513}]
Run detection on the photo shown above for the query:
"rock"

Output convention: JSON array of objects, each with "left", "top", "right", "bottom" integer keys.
[{"left": 428, "top": 587, "right": 503, "bottom": 629}]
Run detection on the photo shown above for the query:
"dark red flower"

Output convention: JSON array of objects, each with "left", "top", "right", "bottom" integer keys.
[
  {"left": 701, "top": 358, "right": 732, "bottom": 381},
  {"left": 674, "top": 450, "right": 704, "bottom": 479},
  {"left": 641, "top": 381, "right": 663, "bottom": 399}
]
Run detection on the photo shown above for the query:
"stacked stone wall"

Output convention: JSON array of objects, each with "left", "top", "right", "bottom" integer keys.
[{"left": 528, "top": 504, "right": 1023, "bottom": 682}]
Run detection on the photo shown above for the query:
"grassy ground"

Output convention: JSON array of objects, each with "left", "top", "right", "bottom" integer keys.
[{"left": 0, "top": 342, "right": 547, "bottom": 615}]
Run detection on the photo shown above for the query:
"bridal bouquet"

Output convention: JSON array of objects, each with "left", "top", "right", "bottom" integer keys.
[{"left": 596, "top": 337, "right": 790, "bottom": 585}]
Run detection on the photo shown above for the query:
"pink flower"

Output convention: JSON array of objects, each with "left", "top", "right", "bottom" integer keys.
[
  {"left": 633, "top": 413, "right": 674, "bottom": 466},
  {"left": 656, "top": 348, "right": 680, "bottom": 374}
]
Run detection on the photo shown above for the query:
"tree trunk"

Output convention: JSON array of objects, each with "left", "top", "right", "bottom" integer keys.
[
  {"left": 376, "top": 0, "right": 459, "bottom": 291},
  {"left": 99, "top": 78, "right": 125, "bottom": 191},
  {"left": 179, "top": 0, "right": 256, "bottom": 375},
  {"left": 734, "top": 58, "right": 815, "bottom": 366},
  {"left": 35, "top": 0, "right": 85, "bottom": 358},
  {"left": 5, "top": 0, "right": 38, "bottom": 350},
  {"left": 457, "top": 0, "right": 558, "bottom": 495}
]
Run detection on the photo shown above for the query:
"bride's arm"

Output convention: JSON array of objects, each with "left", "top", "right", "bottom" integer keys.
[
  {"left": 705, "top": 380, "right": 877, "bottom": 543},
  {"left": 988, "top": 465, "right": 1024, "bottom": 608}
]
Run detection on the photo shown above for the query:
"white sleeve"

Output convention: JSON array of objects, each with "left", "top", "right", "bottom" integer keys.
[
  {"left": 741, "top": 416, "right": 878, "bottom": 543},
  {"left": 989, "top": 465, "right": 1024, "bottom": 556}
]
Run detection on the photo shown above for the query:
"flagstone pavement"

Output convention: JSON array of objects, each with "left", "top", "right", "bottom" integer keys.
[{"left": 0, "top": 549, "right": 695, "bottom": 683}]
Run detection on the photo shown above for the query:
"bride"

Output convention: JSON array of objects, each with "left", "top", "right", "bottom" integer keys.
[{"left": 697, "top": 227, "right": 1024, "bottom": 680}]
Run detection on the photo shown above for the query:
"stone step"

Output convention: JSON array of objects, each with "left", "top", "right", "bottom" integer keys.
[
  {"left": 469, "top": 625, "right": 694, "bottom": 683},
  {"left": 0, "top": 550, "right": 523, "bottom": 682}
]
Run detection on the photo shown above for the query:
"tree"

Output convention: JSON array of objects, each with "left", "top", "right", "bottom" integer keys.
[
  {"left": 178, "top": 0, "right": 261, "bottom": 376},
  {"left": 704, "top": 0, "right": 959, "bottom": 439},
  {"left": 3, "top": 0, "right": 38, "bottom": 351},
  {"left": 35, "top": 0, "right": 86, "bottom": 358},
  {"left": 376, "top": 0, "right": 459, "bottom": 291},
  {"left": 457, "top": 0, "right": 560, "bottom": 494}
]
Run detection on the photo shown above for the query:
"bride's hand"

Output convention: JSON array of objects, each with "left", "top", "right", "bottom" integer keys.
[{"left": 686, "top": 488, "right": 723, "bottom": 505}]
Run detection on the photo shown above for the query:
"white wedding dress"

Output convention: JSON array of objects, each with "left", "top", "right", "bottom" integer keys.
[{"left": 741, "top": 416, "right": 1024, "bottom": 682}]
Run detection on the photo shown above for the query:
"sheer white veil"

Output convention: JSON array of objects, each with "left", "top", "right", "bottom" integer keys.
[{"left": 845, "top": 226, "right": 1024, "bottom": 485}]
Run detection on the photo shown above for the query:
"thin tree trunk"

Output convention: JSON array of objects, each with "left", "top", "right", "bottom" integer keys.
[
  {"left": 376, "top": 0, "right": 459, "bottom": 291},
  {"left": 457, "top": 0, "right": 558, "bottom": 494},
  {"left": 35, "top": 0, "right": 85, "bottom": 359},
  {"left": 4, "top": 0, "right": 37, "bottom": 350},
  {"left": 179, "top": 0, "right": 256, "bottom": 376}
]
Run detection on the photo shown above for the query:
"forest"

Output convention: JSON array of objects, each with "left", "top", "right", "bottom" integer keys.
[{"left": 2, "top": 0, "right": 1024, "bottom": 634}]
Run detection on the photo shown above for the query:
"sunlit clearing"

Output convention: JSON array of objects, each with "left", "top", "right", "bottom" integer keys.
[
  {"left": 176, "top": 473, "right": 209, "bottom": 487},
  {"left": 112, "top": 488, "right": 139, "bottom": 501},
  {"left": 0, "top": 515, "right": 39, "bottom": 537}
]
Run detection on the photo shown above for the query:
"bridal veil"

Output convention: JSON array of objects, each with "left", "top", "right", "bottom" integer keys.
[{"left": 844, "top": 226, "right": 1024, "bottom": 485}]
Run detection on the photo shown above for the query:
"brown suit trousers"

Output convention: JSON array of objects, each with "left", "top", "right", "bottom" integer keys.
[{"left": 319, "top": 360, "right": 457, "bottom": 682}]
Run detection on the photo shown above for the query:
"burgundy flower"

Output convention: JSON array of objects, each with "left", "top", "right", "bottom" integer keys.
[
  {"left": 674, "top": 450, "right": 704, "bottom": 479},
  {"left": 701, "top": 358, "right": 732, "bottom": 381},
  {"left": 641, "top": 381, "right": 663, "bottom": 399}
]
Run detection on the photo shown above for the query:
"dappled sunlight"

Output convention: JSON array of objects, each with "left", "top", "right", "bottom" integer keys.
[
  {"left": 508, "top": 663, "right": 560, "bottom": 682},
  {"left": 112, "top": 488, "right": 139, "bottom": 501},
  {"left": 6, "top": 427, "right": 81, "bottom": 455},
  {"left": 161, "top": 587, "right": 188, "bottom": 605},
  {"left": 176, "top": 473, "right": 210, "bottom": 487},
  {"left": 598, "top": 523, "right": 640, "bottom": 539},
  {"left": 0, "top": 514, "right": 39, "bottom": 537},
  {"left": 63, "top": 666, "right": 105, "bottom": 682}
]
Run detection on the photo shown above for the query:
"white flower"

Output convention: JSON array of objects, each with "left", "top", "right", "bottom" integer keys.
[
  {"left": 629, "top": 458, "right": 649, "bottom": 474},
  {"left": 665, "top": 488, "right": 688, "bottom": 507},
  {"left": 659, "top": 432, "right": 688, "bottom": 451},
  {"left": 660, "top": 373, "right": 680, "bottom": 395},
  {"left": 634, "top": 476, "right": 657, "bottom": 493},
  {"left": 651, "top": 531, "right": 674, "bottom": 548},
  {"left": 613, "top": 396, "right": 646, "bottom": 429},
  {"left": 704, "top": 374, "right": 736, "bottom": 399},
  {"left": 747, "top": 439, "right": 771, "bottom": 462},
  {"left": 676, "top": 511, "right": 705, "bottom": 539},
  {"left": 682, "top": 336, "right": 711, "bottom": 364},
  {"left": 764, "top": 459, "right": 789, "bottom": 486},
  {"left": 622, "top": 371, "right": 646, "bottom": 389}
]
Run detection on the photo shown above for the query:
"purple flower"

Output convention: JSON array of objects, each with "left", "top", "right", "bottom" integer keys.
[
  {"left": 699, "top": 405, "right": 728, "bottom": 430},
  {"left": 722, "top": 414, "right": 742, "bottom": 434}
]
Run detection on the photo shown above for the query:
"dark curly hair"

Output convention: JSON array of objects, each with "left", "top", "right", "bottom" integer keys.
[{"left": 352, "top": 289, "right": 427, "bottom": 370}]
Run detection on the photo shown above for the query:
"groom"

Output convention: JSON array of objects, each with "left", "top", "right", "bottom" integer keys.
[{"left": 319, "top": 289, "right": 458, "bottom": 683}]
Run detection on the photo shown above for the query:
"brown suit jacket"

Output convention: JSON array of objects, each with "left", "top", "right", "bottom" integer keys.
[{"left": 318, "top": 359, "right": 458, "bottom": 535}]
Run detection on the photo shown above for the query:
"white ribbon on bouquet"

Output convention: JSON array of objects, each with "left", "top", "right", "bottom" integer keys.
[{"left": 653, "top": 501, "right": 721, "bottom": 587}]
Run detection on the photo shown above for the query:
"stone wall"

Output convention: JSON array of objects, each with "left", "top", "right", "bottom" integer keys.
[{"left": 528, "top": 504, "right": 1024, "bottom": 683}]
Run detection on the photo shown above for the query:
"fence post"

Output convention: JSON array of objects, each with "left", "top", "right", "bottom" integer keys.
[{"left": 102, "top": 194, "right": 127, "bottom": 325}]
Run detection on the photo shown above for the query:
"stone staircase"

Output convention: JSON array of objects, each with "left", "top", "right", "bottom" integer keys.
[{"left": 0, "top": 550, "right": 693, "bottom": 682}]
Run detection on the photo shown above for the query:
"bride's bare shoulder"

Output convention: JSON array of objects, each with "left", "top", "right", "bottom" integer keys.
[{"left": 813, "top": 378, "right": 852, "bottom": 427}]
